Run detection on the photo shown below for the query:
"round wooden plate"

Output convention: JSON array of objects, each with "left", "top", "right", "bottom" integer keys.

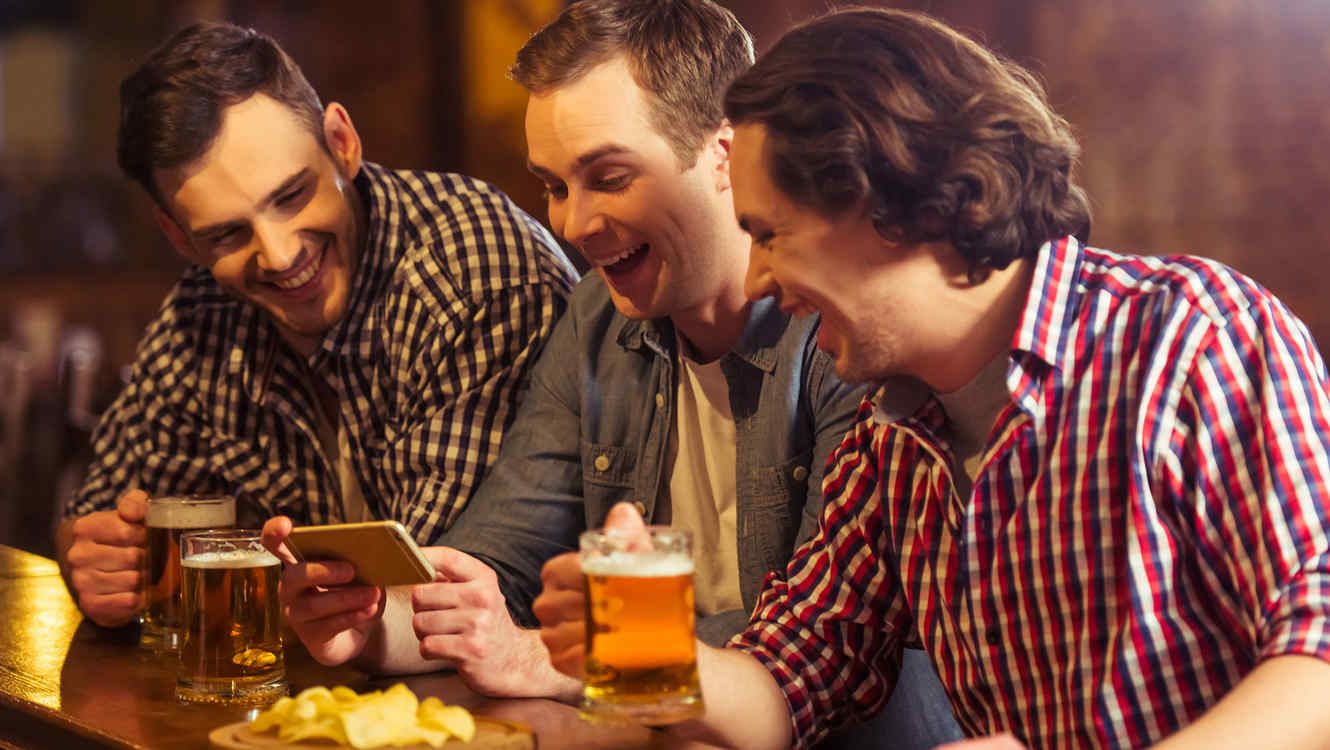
[{"left": 208, "top": 716, "right": 534, "bottom": 750}]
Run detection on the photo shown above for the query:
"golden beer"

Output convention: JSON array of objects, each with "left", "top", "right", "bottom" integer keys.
[
  {"left": 140, "top": 496, "right": 235, "bottom": 651},
  {"left": 580, "top": 527, "right": 703, "bottom": 724},
  {"left": 177, "top": 530, "right": 285, "bottom": 704}
]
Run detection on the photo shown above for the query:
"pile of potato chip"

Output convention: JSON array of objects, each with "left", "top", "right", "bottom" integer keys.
[{"left": 250, "top": 684, "right": 476, "bottom": 748}]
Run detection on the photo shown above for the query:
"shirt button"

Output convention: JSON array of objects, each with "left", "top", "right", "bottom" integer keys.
[
  {"left": 633, "top": 500, "right": 648, "bottom": 517},
  {"left": 655, "top": 393, "right": 665, "bottom": 407},
  {"left": 985, "top": 628, "right": 1001, "bottom": 646},
  {"left": 792, "top": 465, "right": 809, "bottom": 482},
  {"left": 594, "top": 454, "right": 610, "bottom": 472}
]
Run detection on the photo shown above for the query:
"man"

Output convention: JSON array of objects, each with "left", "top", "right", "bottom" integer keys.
[
  {"left": 534, "top": 7, "right": 1330, "bottom": 750},
  {"left": 263, "top": 2, "right": 961, "bottom": 748},
  {"left": 57, "top": 22, "right": 578, "bottom": 630}
]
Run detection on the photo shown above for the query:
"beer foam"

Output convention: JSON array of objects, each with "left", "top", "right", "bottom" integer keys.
[
  {"left": 182, "top": 549, "right": 280, "bottom": 569},
  {"left": 147, "top": 501, "right": 236, "bottom": 529},
  {"left": 581, "top": 551, "right": 693, "bottom": 577}
]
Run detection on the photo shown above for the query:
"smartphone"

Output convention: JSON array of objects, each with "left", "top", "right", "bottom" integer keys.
[{"left": 286, "top": 521, "right": 435, "bottom": 586}]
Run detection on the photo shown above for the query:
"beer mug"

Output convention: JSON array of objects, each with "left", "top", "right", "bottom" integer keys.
[
  {"left": 176, "top": 529, "right": 285, "bottom": 704},
  {"left": 579, "top": 526, "right": 703, "bottom": 724},
  {"left": 140, "top": 495, "right": 236, "bottom": 651}
]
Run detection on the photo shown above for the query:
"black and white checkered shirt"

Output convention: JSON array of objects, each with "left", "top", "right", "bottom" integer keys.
[{"left": 65, "top": 162, "right": 578, "bottom": 544}]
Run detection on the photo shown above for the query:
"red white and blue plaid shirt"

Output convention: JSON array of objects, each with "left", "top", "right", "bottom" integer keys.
[{"left": 731, "top": 237, "right": 1330, "bottom": 749}]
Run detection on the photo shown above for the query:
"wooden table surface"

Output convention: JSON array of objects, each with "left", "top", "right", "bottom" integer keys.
[{"left": 0, "top": 545, "right": 718, "bottom": 749}]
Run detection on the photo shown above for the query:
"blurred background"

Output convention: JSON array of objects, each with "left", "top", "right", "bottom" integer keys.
[{"left": 1, "top": 0, "right": 1327, "bottom": 558}]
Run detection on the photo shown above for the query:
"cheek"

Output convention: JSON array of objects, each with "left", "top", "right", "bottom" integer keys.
[{"left": 208, "top": 253, "right": 251, "bottom": 289}]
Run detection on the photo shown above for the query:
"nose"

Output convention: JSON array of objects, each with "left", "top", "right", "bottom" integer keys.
[
  {"left": 252, "top": 220, "right": 302, "bottom": 273},
  {"left": 744, "top": 246, "right": 779, "bottom": 302},
  {"left": 554, "top": 188, "right": 607, "bottom": 250}
]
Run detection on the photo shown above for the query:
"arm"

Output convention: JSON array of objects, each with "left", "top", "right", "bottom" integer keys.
[
  {"left": 1151, "top": 655, "right": 1330, "bottom": 750},
  {"left": 1154, "top": 293, "right": 1330, "bottom": 746}
]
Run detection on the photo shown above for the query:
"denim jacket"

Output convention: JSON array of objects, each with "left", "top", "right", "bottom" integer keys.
[{"left": 441, "top": 276, "right": 922, "bottom": 643}]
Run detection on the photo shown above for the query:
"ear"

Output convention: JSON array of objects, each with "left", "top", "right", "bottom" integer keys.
[
  {"left": 323, "top": 102, "right": 363, "bottom": 180},
  {"left": 151, "top": 204, "right": 201, "bottom": 264},
  {"left": 710, "top": 119, "right": 735, "bottom": 193}
]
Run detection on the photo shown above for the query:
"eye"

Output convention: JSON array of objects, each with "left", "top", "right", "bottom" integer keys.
[
  {"left": 752, "top": 231, "right": 775, "bottom": 248},
  {"left": 591, "top": 173, "right": 631, "bottom": 192},
  {"left": 275, "top": 185, "right": 306, "bottom": 207},
  {"left": 541, "top": 182, "right": 568, "bottom": 202}
]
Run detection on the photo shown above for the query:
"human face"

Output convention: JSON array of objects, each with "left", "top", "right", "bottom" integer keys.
[
  {"left": 154, "top": 94, "right": 364, "bottom": 356},
  {"left": 731, "top": 123, "right": 951, "bottom": 384},
  {"left": 524, "top": 56, "right": 736, "bottom": 321}
]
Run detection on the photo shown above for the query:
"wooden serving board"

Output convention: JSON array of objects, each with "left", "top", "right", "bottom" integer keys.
[{"left": 209, "top": 717, "right": 534, "bottom": 750}]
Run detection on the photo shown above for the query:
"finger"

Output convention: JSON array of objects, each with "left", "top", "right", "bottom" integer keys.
[
  {"left": 71, "top": 567, "right": 143, "bottom": 596},
  {"left": 293, "top": 604, "right": 383, "bottom": 645},
  {"left": 80, "top": 592, "right": 143, "bottom": 627},
  {"left": 602, "top": 501, "right": 651, "bottom": 551},
  {"left": 411, "top": 580, "right": 461, "bottom": 612},
  {"left": 532, "top": 589, "right": 586, "bottom": 629},
  {"left": 66, "top": 540, "right": 144, "bottom": 573},
  {"left": 260, "top": 516, "right": 299, "bottom": 565},
  {"left": 76, "top": 511, "right": 147, "bottom": 547},
  {"left": 421, "top": 546, "right": 495, "bottom": 584},
  {"left": 539, "top": 552, "right": 584, "bottom": 592},
  {"left": 116, "top": 490, "right": 149, "bottom": 524},
  {"left": 286, "top": 585, "right": 382, "bottom": 627},
  {"left": 278, "top": 560, "right": 358, "bottom": 604},
  {"left": 540, "top": 621, "right": 586, "bottom": 678}
]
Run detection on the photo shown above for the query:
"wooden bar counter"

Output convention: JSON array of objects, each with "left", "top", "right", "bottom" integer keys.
[{"left": 0, "top": 545, "right": 719, "bottom": 749}]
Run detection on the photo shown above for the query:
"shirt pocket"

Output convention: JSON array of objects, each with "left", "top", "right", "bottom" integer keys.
[
  {"left": 742, "top": 451, "right": 813, "bottom": 572},
  {"left": 582, "top": 442, "right": 635, "bottom": 489}
]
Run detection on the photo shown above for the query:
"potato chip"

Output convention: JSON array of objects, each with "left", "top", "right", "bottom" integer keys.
[{"left": 248, "top": 683, "right": 475, "bottom": 748}]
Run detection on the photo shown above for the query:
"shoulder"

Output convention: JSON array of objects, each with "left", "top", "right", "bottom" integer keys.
[
  {"left": 1078, "top": 245, "right": 1272, "bottom": 329},
  {"left": 368, "top": 165, "right": 577, "bottom": 296},
  {"left": 127, "top": 266, "right": 247, "bottom": 401}
]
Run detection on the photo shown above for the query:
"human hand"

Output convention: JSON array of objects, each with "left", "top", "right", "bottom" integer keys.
[
  {"left": 412, "top": 547, "right": 577, "bottom": 698},
  {"left": 64, "top": 489, "right": 149, "bottom": 627},
  {"left": 936, "top": 734, "right": 1027, "bottom": 749},
  {"left": 261, "top": 515, "right": 385, "bottom": 666},
  {"left": 532, "top": 501, "right": 649, "bottom": 678}
]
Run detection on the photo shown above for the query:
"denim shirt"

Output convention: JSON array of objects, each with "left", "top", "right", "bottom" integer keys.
[{"left": 441, "top": 276, "right": 919, "bottom": 644}]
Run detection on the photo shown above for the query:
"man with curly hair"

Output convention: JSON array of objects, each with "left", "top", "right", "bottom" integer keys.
[{"left": 534, "top": 7, "right": 1330, "bottom": 749}]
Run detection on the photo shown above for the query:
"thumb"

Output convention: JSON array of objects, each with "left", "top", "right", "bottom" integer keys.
[
  {"left": 117, "top": 489, "right": 149, "bottom": 524},
  {"left": 602, "top": 501, "right": 652, "bottom": 552}
]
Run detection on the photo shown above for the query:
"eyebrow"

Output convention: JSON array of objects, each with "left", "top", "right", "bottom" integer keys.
[
  {"left": 526, "top": 144, "right": 635, "bottom": 181},
  {"left": 189, "top": 168, "right": 313, "bottom": 238}
]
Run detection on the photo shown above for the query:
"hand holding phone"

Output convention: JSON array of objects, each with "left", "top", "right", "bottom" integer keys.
[{"left": 285, "top": 521, "right": 434, "bottom": 586}]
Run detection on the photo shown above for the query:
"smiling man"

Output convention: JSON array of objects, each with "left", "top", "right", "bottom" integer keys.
[
  {"left": 57, "top": 22, "right": 577, "bottom": 630},
  {"left": 259, "top": 3, "right": 961, "bottom": 749},
  {"left": 533, "top": 7, "right": 1330, "bottom": 750}
]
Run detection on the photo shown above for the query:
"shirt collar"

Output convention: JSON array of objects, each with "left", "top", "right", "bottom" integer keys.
[
  {"left": 615, "top": 296, "right": 789, "bottom": 373},
  {"left": 1012, "top": 235, "right": 1084, "bottom": 373}
]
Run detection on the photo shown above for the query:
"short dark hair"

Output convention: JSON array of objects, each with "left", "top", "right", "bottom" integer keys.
[
  {"left": 117, "top": 21, "right": 325, "bottom": 207},
  {"left": 511, "top": 0, "right": 754, "bottom": 167},
  {"left": 724, "top": 8, "right": 1091, "bottom": 280}
]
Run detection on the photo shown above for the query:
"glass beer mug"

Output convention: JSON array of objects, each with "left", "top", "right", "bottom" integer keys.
[
  {"left": 140, "top": 495, "right": 236, "bottom": 651},
  {"left": 176, "top": 529, "right": 285, "bottom": 704},
  {"left": 579, "top": 526, "right": 704, "bottom": 724}
]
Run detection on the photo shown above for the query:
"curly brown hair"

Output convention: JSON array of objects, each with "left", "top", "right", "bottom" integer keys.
[
  {"left": 510, "top": 0, "right": 753, "bottom": 168},
  {"left": 724, "top": 7, "right": 1091, "bottom": 280}
]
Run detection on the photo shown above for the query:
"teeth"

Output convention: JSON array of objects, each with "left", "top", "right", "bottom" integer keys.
[
  {"left": 273, "top": 251, "right": 323, "bottom": 290},
  {"left": 599, "top": 244, "right": 645, "bottom": 267}
]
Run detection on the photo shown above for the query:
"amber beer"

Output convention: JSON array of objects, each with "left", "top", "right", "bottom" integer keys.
[
  {"left": 140, "top": 496, "right": 235, "bottom": 651},
  {"left": 580, "top": 527, "right": 703, "bottom": 724},
  {"left": 176, "top": 530, "right": 285, "bottom": 704}
]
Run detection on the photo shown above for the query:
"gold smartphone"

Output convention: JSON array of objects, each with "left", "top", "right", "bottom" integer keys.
[{"left": 286, "top": 521, "right": 434, "bottom": 586}]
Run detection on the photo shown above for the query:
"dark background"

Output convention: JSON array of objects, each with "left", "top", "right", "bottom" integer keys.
[{"left": 2, "top": 0, "right": 1327, "bottom": 557}]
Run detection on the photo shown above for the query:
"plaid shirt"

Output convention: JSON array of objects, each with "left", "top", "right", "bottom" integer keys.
[
  {"left": 731, "top": 237, "right": 1330, "bottom": 748},
  {"left": 65, "top": 162, "right": 578, "bottom": 544}
]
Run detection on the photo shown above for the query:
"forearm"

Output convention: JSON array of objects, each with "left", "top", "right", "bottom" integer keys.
[
  {"left": 664, "top": 644, "right": 793, "bottom": 750},
  {"left": 350, "top": 588, "right": 451, "bottom": 675},
  {"left": 1151, "top": 655, "right": 1330, "bottom": 750}
]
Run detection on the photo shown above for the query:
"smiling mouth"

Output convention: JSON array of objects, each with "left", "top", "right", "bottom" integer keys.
[
  {"left": 597, "top": 243, "right": 648, "bottom": 274},
  {"left": 270, "top": 245, "right": 325, "bottom": 291}
]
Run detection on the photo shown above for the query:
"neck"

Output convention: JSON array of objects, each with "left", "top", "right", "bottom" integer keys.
[
  {"left": 670, "top": 224, "right": 752, "bottom": 363},
  {"left": 924, "top": 257, "right": 1035, "bottom": 394}
]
